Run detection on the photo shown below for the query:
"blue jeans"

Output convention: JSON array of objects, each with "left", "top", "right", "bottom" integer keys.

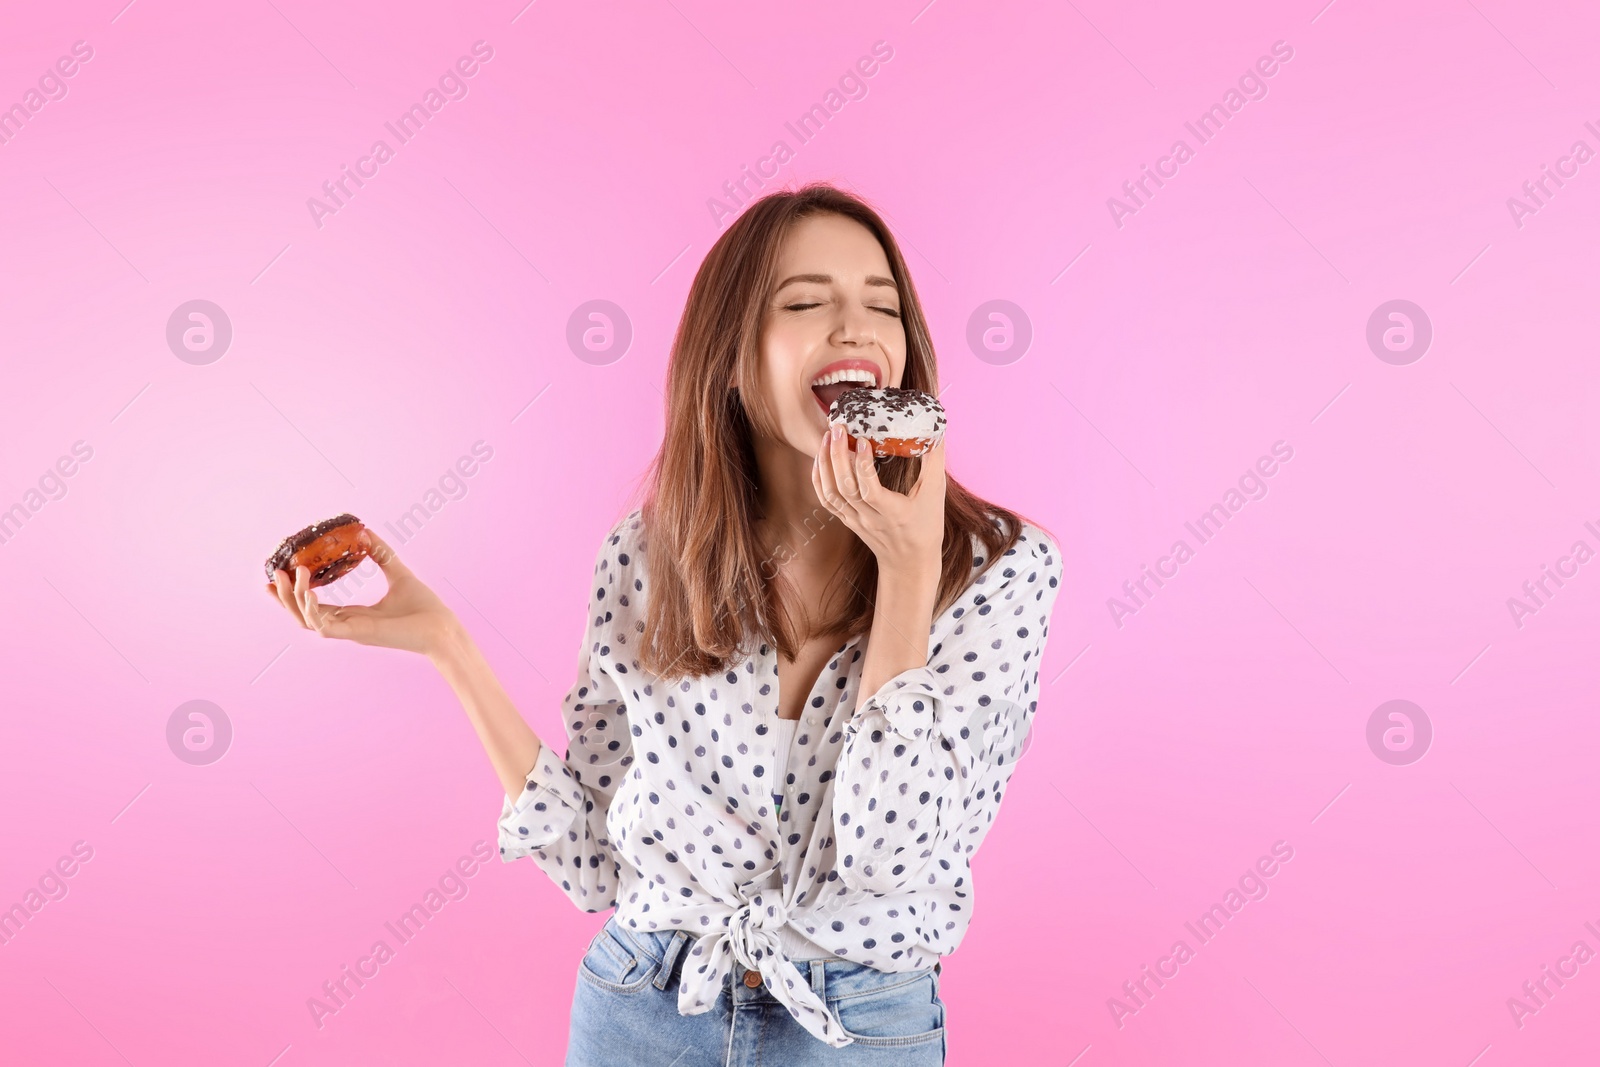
[{"left": 566, "top": 914, "right": 947, "bottom": 1065}]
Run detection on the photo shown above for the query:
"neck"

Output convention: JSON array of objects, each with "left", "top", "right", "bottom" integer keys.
[{"left": 751, "top": 432, "right": 856, "bottom": 575}]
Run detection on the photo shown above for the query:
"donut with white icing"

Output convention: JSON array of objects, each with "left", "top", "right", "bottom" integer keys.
[{"left": 827, "top": 387, "right": 946, "bottom": 458}]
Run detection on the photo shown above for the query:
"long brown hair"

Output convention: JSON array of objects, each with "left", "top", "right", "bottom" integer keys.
[{"left": 632, "top": 181, "right": 1033, "bottom": 681}]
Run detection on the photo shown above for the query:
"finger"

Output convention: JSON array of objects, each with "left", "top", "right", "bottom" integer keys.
[
  {"left": 298, "top": 571, "right": 352, "bottom": 638},
  {"left": 293, "top": 565, "right": 328, "bottom": 631},
  {"left": 814, "top": 429, "right": 847, "bottom": 514},
  {"left": 272, "top": 568, "right": 310, "bottom": 628},
  {"left": 815, "top": 428, "right": 849, "bottom": 514},
  {"left": 829, "top": 426, "right": 863, "bottom": 506},
  {"left": 912, "top": 437, "right": 947, "bottom": 497},
  {"left": 359, "top": 527, "right": 413, "bottom": 580},
  {"left": 314, "top": 604, "right": 377, "bottom": 644},
  {"left": 849, "top": 433, "right": 885, "bottom": 512},
  {"left": 811, "top": 441, "right": 832, "bottom": 515}
]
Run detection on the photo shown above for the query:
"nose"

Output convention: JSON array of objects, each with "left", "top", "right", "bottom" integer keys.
[{"left": 832, "top": 301, "right": 879, "bottom": 348}]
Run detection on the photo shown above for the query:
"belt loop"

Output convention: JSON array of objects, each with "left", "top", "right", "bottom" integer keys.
[
  {"left": 809, "top": 958, "right": 826, "bottom": 1003},
  {"left": 654, "top": 930, "right": 692, "bottom": 991}
]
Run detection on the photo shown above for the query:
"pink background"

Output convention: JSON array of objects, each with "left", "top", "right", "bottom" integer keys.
[{"left": 3, "top": 0, "right": 1598, "bottom": 1063}]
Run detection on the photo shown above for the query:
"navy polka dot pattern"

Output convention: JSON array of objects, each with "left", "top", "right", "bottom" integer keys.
[{"left": 497, "top": 508, "right": 1062, "bottom": 1047}]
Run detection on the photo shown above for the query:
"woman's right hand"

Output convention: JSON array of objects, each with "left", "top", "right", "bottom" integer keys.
[{"left": 265, "top": 528, "right": 458, "bottom": 658}]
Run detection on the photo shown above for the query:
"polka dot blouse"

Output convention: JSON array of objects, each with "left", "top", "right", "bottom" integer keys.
[{"left": 498, "top": 507, "right": 1062, "bottom": 1047}]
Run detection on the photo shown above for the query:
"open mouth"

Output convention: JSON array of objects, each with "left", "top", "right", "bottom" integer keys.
[{"left": 810, "top": 366, "right": 879, "bottom": 413}]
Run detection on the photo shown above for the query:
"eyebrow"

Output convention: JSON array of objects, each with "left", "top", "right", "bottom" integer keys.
[{"left": 774, "top": 273, "right": 899, "bottom": 292}]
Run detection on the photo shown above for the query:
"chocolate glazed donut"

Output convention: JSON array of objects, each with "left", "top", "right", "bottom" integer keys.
[{"left": 265, "top": 514, "right": 370, "bottom": 588}]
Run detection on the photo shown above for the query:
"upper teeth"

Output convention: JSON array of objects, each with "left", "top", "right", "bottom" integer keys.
[{"left": 811, "top": 368, "right": 877, "bottom": 388}]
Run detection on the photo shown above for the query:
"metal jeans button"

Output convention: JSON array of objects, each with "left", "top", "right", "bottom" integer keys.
[{"left": 743, "top": 969, "right": 762, "bottom": 988}]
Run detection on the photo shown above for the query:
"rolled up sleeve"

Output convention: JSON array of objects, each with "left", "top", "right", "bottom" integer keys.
[
  {"left": 497, "top": 525, "right": 635, "bottom": 912},
  {"left": 834, "top": 526, "right": 1062, "bottom": 895}
]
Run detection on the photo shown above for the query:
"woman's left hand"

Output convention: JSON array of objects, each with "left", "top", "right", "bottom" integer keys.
[{"left": 813, "top": 424, "right": 946, "bottom": 578}]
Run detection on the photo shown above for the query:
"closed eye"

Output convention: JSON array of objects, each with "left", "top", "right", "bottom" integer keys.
[{"left": 784, "top": 302, "right": 901, "bottom": 317}]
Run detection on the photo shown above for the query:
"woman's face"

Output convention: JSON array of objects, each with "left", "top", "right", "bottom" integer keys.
[{"left": 755, "top": 213, "right": 907, "bottom": 457}]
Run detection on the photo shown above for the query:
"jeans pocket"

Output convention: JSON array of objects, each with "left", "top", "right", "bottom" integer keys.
[
  {"left": 831, "top": 971, "right": 945, "bottom": 1048},
  {"left": 577, "top": 923, "right": 661, "bottom": 994}
]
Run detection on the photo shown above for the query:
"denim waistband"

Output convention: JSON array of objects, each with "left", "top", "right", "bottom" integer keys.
[{"left": 604, "top": 915, "right": 938, "bottom": 1003}]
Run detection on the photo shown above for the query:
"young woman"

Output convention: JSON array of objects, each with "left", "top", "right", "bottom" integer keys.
[{"left": 267, "top": 183, "right": 1062, "bottom": 1065}]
